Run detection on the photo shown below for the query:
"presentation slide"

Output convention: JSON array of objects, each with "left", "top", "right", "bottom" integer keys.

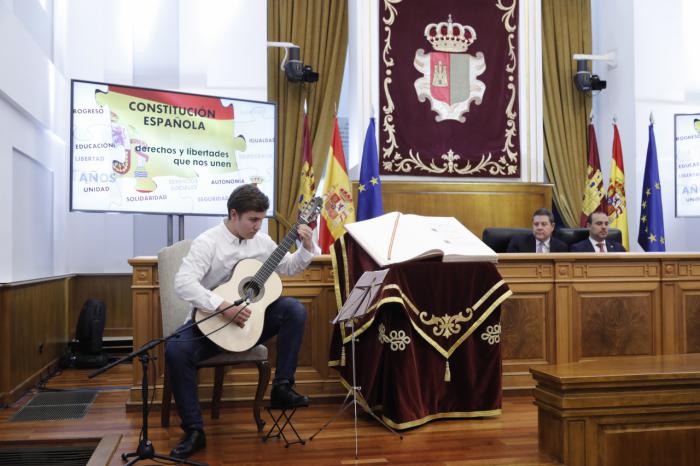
[
  {"left": 675, "top": 113, "right": 700, "bottom": 217},
  {"left": 70, "top": 80, "right": 276, "bottom": 216}
]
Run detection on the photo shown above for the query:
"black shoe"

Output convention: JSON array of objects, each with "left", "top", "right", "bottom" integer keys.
[
  {"left": 270, "top": 383, "right": 310, "bottom": 409},
  {"left": 170, "top": 429, "right": 206, "bottom": 459}
]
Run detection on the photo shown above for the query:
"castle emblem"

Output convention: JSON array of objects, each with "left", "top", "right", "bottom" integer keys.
[{"left": 414, "top": 15, "right": 486, "bottom": 122}]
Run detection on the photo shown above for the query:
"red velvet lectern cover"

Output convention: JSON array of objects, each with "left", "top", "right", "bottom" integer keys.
[{"left": 328, "top": 234, "right": 512, "bottom": 429}]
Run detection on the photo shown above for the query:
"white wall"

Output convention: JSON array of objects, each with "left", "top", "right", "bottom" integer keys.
[
  {"left": 593, "top": 0, "right": 700, "bottom": 251},
  {"left": 0, "top": 0, "right": 67, "bottom": 281},
  {"left": 0, "top": 0, "right": 268, "bottom": 281}
]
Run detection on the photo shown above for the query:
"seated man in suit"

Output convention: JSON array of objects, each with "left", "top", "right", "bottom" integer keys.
[
  {"left": 570, "top": 211, "right": 626, "bottom": 252},
  {"left": 507, "top": 208, "right": 568, "bottom": 253}
]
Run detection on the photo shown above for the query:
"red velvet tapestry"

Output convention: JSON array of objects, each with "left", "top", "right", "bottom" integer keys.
[
  {"left": 328, "top": 234, "right": 512, "bottom": 429},
  {"left": 379, "top": 0, "right": 520, "bottom": 178}
]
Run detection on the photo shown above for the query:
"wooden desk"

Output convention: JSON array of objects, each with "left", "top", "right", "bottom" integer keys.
[
  {"left": 498, "top": 252, "right": 700, "bottom": 391},
  {"left": 531, "top": 354, "right": 700, "bottom": 466},
  {"left": 127, "top": 253, "right": 700, "bottom": 405}
]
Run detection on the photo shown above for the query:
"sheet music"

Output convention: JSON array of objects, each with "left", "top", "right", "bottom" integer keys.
[{"left": 332, "top": 269, "right": 390, "bottom": 325}]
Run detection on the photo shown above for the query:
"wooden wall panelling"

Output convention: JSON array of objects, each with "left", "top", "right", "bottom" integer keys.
[
  {"left": 129, "top": 260, "right": 160, "bottom": 390},
  {"left": 596, "top": 413, "right": 700, "bottom": 466},
  {"left": 682, "top": 285, "right": 700, "bottom": 354},
  {"left": 0, "top": 286, "right": 9, "bottom": 404},
  {"left": 69, "top": 274, "right": 133, "bottom": 337},
  {"left": 662, "top": 278, "right": 683, "bottom": 355},
  {"left": 501, "top": 282, "right": 555, "bottom": 389},
  {"left": 660, "top": 257, "right": 700, "bottom": 355},
  {"left": 0, "top": 278, "right": 70, "bottom": 404},
  {"left": 571, "top": 282, "right": 661, "bottom": 360},
  {"left": 354, "top": 182, "right": 553, "bottom": 236},
  {"left": 566, "top": 419, "right": 586, "bottom": 466}
]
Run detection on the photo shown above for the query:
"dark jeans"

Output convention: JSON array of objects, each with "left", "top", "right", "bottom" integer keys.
[{"left": 164, "top": 296, "right": 307, "bottom": 432}]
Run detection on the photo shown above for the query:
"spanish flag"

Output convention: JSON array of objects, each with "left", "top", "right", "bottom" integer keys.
[
  {"left": 606, "top": 123, "right": 629, "bottom": 250},
  {"left": 580, "top": 122, "right": 607, "bottom": 226},
  {"left": 319, "top": 118, "right": 355, "bottom": 253},
  {"left": 296, "top": 111, "right": 315, "bottom": 212}
]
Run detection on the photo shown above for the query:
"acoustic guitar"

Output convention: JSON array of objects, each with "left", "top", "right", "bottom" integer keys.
[{"left": 196, "top": 197, "right": 322, "bottom": 352}]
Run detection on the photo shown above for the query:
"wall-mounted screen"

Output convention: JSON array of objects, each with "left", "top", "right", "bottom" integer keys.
[
  {"left": 70, "top": 80, "right": 276, "bottom": 216},
  {"left": 675, "top": 113, "right": 700, "bottom": 217}
]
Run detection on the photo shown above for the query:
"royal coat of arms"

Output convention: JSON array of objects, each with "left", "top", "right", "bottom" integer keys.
[{"left": 414, "top": 15, "right": 486, "bottom": 123}]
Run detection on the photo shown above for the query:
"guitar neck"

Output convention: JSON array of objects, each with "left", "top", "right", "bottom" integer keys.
[{"left": 251, "top": 221, "right": 303, "bottom": 286}]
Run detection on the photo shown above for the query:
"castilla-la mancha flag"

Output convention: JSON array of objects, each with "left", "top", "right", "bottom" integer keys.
[
  {"left": 580, "top": 122, "right": 607, "bottom": 226},
  {"left": 319, "top": 117, "right": 355, "bottom": 253},
  {"left": 606, "top": 123, "right": 629, "bottom": 250},
  {"left": 296, "top": 111, "right": 315, "bottom": 212}
]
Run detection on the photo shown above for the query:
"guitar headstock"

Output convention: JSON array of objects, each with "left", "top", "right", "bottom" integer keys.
[{"left": 299, "top": 196, "right": 323, "bottom": 229}]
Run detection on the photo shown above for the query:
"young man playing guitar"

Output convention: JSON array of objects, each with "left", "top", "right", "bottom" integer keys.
[{"left": 165, "top": 184, "right": 319, "bottom": 459}]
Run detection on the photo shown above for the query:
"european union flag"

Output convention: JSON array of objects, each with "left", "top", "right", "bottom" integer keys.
[
  {"left": 638, "top": 122, "right": 666, "bottom": 251},
  {"left": 357, "top": 118, "right": 383, "bottom": 221}
]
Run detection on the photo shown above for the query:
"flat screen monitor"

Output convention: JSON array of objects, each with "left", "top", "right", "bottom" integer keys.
[
  {"left": 675, "top": 113, "right": 700, "bottom": 217},
  {"left": 70, "top": 79, "right": 276, "bottom": 216}
]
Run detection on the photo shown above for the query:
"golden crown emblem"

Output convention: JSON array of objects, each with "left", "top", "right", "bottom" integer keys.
[
  {"left": 424, "top": 15, "right": 476, "bottom": 53},
  {"left": 249, "top": 175, "right": 264, "bottom": 185}
]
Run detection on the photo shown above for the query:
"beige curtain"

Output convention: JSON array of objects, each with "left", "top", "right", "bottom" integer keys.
[
  {"left": 542, "top": 0, "right": 592, "bottom": 227},
  {"left": 267, "top": 0, "right": 348, "bottom": 241}
]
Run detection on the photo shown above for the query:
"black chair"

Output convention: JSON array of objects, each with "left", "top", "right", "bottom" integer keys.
[
  {"left": 482, "top": 228, "right": 531, "bottom": 253},
  {"left": 554, "top": 228, "right": 623, "bottom": 249}
]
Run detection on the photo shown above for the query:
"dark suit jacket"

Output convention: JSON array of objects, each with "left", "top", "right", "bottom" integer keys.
[
  {"left": 569, "top": 238, "right": 626, "bottom": 252},
  {"left": 506, "top": 233, "right": 569, "bottom": 253}
]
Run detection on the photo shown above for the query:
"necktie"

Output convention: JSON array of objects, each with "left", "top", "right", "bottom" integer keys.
[
  {"left": 597, "top": 242, "right": 605, "bottom": 253},
  {"left": 537, "top": 241, "right": 545, "bottom": 253}
]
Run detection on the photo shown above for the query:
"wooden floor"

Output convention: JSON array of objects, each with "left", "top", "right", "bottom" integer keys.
[{"left": 0, "top": 365, "right": 558, "bottom": 466}]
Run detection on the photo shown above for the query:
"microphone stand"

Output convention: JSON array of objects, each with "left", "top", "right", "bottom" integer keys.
[{"left": 89, "top": 297, "right": 250, "bottom": 466}]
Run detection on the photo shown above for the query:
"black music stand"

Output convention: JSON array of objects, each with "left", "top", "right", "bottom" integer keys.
[
  {"left": 309, "top": 269, "right": 402, "bottom": 459},
  {"left": 88, "top": 297, "right": 249, "bottom": 466}
]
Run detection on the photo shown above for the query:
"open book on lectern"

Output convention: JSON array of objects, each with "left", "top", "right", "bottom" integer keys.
[{"left": 343, "top": 212, "right": 497, "bottom": 266}]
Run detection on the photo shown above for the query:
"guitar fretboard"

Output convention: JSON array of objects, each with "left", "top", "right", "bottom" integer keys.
[{"left": 246, "top": 219, "right": 303, "bottom": 295}]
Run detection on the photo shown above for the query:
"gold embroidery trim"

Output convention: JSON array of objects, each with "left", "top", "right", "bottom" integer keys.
[
  {"left": 376, "top": 282, "right": 512, "bottom": 358},
  {"left": 481, "top": 323, "right": 502, "bottom": 345},
  {"left": 329, "top": 236, "right": 345, "bottom": 311},
  {"left": 378, "top": 323, "right": 411, "bottom": 351},
  {"left": 335, "top": 281, "right": 512, "bottom": 353},
  {"left": 419, "top": 307, "right": 474, "bottom": 339},
  {"left": 338, "top": 377, "right": 501, "bottom": 430},
  {"left": 340, "top": 235, "right": 351, "bottom": 299}
]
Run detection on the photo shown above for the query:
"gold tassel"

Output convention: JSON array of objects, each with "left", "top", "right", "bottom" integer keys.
[
  {"left": 444, "top": 360, "right": 451, "bottom": 382},
  {"left": 340, "top": 346, "right": 346, "bottom": 366}
]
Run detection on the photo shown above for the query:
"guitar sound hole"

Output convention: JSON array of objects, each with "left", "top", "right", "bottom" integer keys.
[{"left": 239, "top": 278, "right": 263, "bottom": 303}]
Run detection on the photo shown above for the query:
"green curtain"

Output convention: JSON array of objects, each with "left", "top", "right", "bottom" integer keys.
[
  {"left": 542, "top": 0, "right": 592, "bottom": 227},
  {"left": 268, "top": 0, "right": 348, "bottom": 240}
]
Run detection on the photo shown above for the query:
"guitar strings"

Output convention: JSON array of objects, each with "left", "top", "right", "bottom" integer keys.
[{"left": 165, "top": 303, "right": 251, "bottom": 344}]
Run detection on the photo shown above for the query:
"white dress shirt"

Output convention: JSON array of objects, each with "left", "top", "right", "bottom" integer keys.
[
  {"left": 536, "top": 238, "right": 551, "bottom": 253},
  {"left": 175, "top": 221, "right": 317, "bottom": 319}
]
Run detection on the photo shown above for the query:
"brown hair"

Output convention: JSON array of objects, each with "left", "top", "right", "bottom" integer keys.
[
  {"left": 532, "top": 208, "right": 555, "bottom": 224},
  {"left": 227, "top": 184, "right": 269, "bottom": 219}
]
